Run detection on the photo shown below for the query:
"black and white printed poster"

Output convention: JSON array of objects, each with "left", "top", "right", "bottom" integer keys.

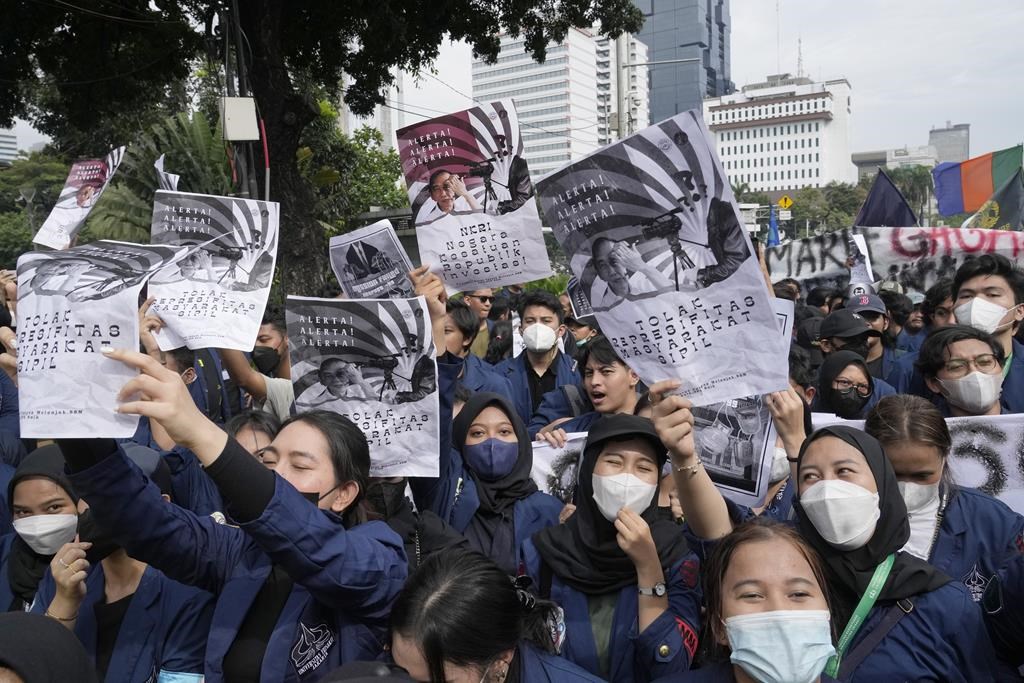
[
  {"left": 329, "top": 220, "right": 415, "bottom": 299},
  {"left": 566, "top": 276, "right": 594, "bottom": 319},
  {"left": 33, "top": 146, "right": 126, "bottom": 250},
  {"left": 531, "top": 432, "right": 589, "bottom": 503},
  {"left": 535, "top": 111, "right": 788, "bottom": 406},
  {"left": 16, "top": 241, "right": 186, "bottom": 438},
  {"left": 285, "top": 296, "right": 439, "bottom": 477},
  {"left": 396, "top": 99, "right": 552, "bottom": 292},
  {"left": 147, "top": 190, "right": 280, "bottom": 351}
]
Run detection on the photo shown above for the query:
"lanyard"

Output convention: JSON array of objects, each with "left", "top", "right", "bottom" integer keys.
[
  {"left": 824, "top": 553, "right": 895, "bottom": 678},
  {"left": 1003, "top": 353, "right": 1013, "bottom": 380}
]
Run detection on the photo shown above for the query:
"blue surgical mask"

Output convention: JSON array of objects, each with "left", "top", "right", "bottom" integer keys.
[
  {"left": 725, "top": 610, "right": 835, "bottom": 683},
  {"left": 462, "top": 438, "right": 519, "bottom": 481}
]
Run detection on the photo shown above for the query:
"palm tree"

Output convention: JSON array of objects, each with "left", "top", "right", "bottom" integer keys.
[{"left": 731, "top": 180, "right": 751, "bottom": 203}]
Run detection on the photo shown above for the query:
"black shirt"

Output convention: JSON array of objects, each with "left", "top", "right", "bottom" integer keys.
[
  {"left": 865, "top": 354, "right": 885, "bottom": 380},
  {"left": 221, "top": 565, "right": 295, "bottom": 682},
  {"left": 93, "top": 592, "right": 135, "bottom": 680},
  {"left": 526, "top": 357, "right": 558, "bottom": 414}
]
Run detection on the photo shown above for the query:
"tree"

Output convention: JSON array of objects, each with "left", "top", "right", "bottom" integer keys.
[
  {"left": 0, "top": 1, "right": 644, "bottom": 297},
  {"left": 0, "top": 212, "right": 34, "bottom": 268},
  {"left": 0, "top": 152, "right": 71, "bottom": 216},
  {"left": 731, "top": 181, "right": 751, "bottom": 202},
  {"left": 887, "top": 165, "right": 933, "bottom": 224}
]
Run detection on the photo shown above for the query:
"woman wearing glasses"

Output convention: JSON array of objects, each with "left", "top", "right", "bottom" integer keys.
[
  {"left": 916, "top": 325, "right": 1007, "bottom": 417},
  {"left": 812, "top": 350, "right": 896, "bottom": 419}
]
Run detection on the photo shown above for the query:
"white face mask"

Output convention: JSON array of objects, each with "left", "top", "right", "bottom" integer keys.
[
  {"left": 725, "top": 610, "right": 835, "bottom": 683},
  {"left": 953, "top": 297, "right": 1015, "bottom": 335},
  {"left": 592, "top": 472, "right": 657, "bottom": 522},
  {"left": 522, "top": 322, "right": 558, "bottom": 353},
  {"left": 897, "top": 480, "right": 940, "bottom": 514},
  {"left": 12, "top": 513, "right": 78, "bottom": 556},
  {"left": 897, "top": 481, "right": 941, "bottom": 560},
  {"left": 770, "top": 446, "right": 791, "bottom": 484},
  {"left": 937, "top": 371, "right": 1003, "bottom": 414},
  {"left": 799, "top": 479, "right": 880, "bottom": 551}
]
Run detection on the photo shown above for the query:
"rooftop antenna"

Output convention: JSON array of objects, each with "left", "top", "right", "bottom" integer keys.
[{"left": 797, "top": 36, "right": 804, "bottom": 77}]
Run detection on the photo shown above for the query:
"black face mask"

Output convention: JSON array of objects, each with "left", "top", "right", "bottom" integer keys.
[
  {"left": 252, "top": 345, "right": 280, "bottom": 375},
  {"left": 366, "top": 480, "right": 408, "bottom": 519},
  {"left": 77, "top": 509, "right": 121, "bottom": 564},
  {"left": 832, "top": 387, "right": 870, "bottom": 419},
  {"left": 300, "top": 485, "right": 340, "bottom": 509},
  {"left": 838, "top": 343, "right": 870, "bottom": 360}
]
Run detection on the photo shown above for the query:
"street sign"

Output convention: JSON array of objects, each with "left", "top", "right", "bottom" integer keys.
[
  {"left": 778, "top": 195, "right": 793, "bottom": 210},
  {"left": 778, "top": 209, "right": 792, "bottom": 220}
]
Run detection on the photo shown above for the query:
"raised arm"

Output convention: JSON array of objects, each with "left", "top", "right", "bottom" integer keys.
[{"left": 218, "top": 348, "right": 269, "bottom": 401}]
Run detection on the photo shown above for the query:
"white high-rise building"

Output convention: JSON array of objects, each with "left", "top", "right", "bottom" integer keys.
[
  {"left": 595, "top": 34, "right": 650, "bottom": 144},
  {"left": 472, "top": 30, "right": 601, "bottom": 178},
  {"left": 0, "top": 129, "right": 17, "bottom": 166},
  {"left": 702, "top": 73, "right": 856, "bottom": 193}
]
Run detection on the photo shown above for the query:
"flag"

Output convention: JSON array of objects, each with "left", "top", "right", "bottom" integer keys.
[
  {"left": 961, "top": 168, "right": 1024, "bottom": 231},
  {"left": 767, "top": 205, "right": 780, "bottom": 246},
  {"left": 854, "top": 168, "right": 918, "bottom": 227},
  {"left": 933, "top": 144, "right": 1023, "bottom": 216}
]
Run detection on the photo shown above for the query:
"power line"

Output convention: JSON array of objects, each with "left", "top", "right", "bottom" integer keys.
[{"left": 27, "top": 0, "right": 185, "bottom": 25}]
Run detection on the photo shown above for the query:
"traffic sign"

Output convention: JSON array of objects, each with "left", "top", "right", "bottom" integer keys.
[
  {"left": 778, "top": 195, "right": 793, "bottom": 210},
  {"left": 778, "top": 209, "right": 792, "bottom": 220}
]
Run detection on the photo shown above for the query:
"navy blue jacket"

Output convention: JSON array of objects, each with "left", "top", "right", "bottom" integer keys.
[
  {"left": 0, "top": 371, "right": 18, "bottom": 438},
  {"left": 884, "top": 349, "right": 937, "bottom": 404},
  {"left": 654, "top": 661, "right": 838, "bottom": 682},
  {"left": 877, "top": 346, "right": 904, "bottom": 381},
  {"left": 68, "top": 446, "right": 408, "bottom": 683},
  {"left": 0, "top": 462, "right": 13, "bottom": 537},
  {"left": 984, "top": 552, "right": 1024, "bottom": 666},
  {"left": 528, "top": 386, "right": 587, "bottom": 438},
  {"left": 999, "top": 339, "right": 1024, "bottom": 414},
  {"left": 518, "top": 641, "right": 606, "bottom": 682},
  {"left": 461, "top": 353, "right": 515, "bottom": 396},
  {"left": 520, "top": 539, "right": 702, "bottom": 682},
  {"left": 33, "top": 563, "right": 213, "bottom": 683},
  {"left": 122, "top": 426, "right": 225, "bottom": 518},
  {"left": 896, "top": 327, "right": 926, "bottom": 353},
  {"left": 495, "top": 351, "right": 580, "bottom": 424},
  {"left": 0, "top": 533, "right": 16, "bottom": 610}
]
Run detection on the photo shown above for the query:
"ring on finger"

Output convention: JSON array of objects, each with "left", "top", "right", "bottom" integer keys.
[{"left": 58, "top": 558, "right": 70, "bottom": 569}]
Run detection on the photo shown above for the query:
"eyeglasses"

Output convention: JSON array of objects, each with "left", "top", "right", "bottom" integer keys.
[
  {"left": 942, "top": 353, "right": 1000, "bottom": 378},
  {"left": 467, "top": 295, "right": 495, "bottom": 303},
  {"left": 833, "top": 378, "right": 871, "bottom": 397}
]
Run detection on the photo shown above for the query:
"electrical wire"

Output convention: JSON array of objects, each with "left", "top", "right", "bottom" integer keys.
[{"left": 28, "top": 0, "right": 185, "bottom": 25}]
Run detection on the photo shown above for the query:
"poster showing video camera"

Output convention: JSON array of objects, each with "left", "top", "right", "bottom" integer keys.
[
  {"left": 285, "top": 295, "right": 440, "bottom": 477},
  {"left": 396, "top": 99, "right": 552, "bottom": 293},
  {"left": 147, "top": 190, "right": 280, "bottom": 351}
]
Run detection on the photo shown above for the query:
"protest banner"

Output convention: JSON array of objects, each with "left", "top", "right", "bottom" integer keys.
[
  {"left": 154, "top": 154, "right": 181, "bottom": 191},
  {"left": 33, "top": 146, "right": 126, "bottom": 250},
  {"left": 566, "top": 276, "right": 594, "bottom": 319},
  {"left": 395, "top": 100, "right": 552, "bottom": 292},
  {"left": 766, "top": 226, "right": 1024, "bottom": 293},
  {"left": 285, "top": 295, "right": 439, "bottom": 477},
  {"left": 147, "top": 190, "right": 280, "bottom": 351},
  {"left": 531, "top": 432, "right": 589, "bottom": 503},
  {"left": 535, "top": 111, "right": 788, "bottom": 405},
  {"left": 16, "top": 241, "right": 185, "bottom": 438},
  {"left": 329, "top": 220, "right": 416, "bottom": 299}
]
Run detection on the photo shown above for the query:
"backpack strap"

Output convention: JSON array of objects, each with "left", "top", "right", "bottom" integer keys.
[
  {"left": 561, "top": 384, "right": 590, "bottom": 417},
  {"left": 838, "top": 599, "right": 914, "bottom": 678}
]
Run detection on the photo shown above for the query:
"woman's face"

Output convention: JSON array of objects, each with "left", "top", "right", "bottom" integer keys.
[
  {"left": 464, "top": 406, "right": 518, "bottom": 447},
  {"left": 716, "top": 539, "right": 829, "bottom": 645},
  {"left": 391, "top": 632, "right": 501, "bottom": 683},
  {"left": 593, "top": 438, "right": 660, "bottom": 486},
  {"left": 11, "top": 478, "right": 76, "bottom": 519},
  {"left": 236, "top": 427, "right": 274, "bottom": 459},
  {"left": 798, "top": 436, "right": 877, "bottom": 497},
  {"left": 832, "top": 363, "right": 870, "bottom": 394},
  {"left": 259, "top": 421, "right": 350, "bottom": 513},
  {"left": 882, "top": 441, "right": 944, "bottom": 486}
]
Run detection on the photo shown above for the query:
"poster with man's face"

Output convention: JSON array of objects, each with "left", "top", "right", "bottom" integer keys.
[{"left": 329, "top": 220, "right": 416, "bottom": 299}]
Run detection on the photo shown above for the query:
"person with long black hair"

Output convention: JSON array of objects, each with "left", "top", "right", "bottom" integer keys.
[{"left": 522, "top": 414, "right": 701, "bottom": 682}]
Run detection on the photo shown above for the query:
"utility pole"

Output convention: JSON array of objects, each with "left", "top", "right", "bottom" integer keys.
[{"left": 615, "top": 35, "right": 630, "bottom": 140}]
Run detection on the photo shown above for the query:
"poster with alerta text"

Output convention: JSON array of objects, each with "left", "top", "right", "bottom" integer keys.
[
  {"left": 286, "top": 296, "right": 439, "bottom": 477},
  {"left": 147, "top": 190, "right": 279, "bottom": 351},
  {"left": 16, "top": 241, "right": 186, "bottom": 438},
  {"left": 535, "top": 111, "right": 789, "bottom": 406},
  {"left": 33, "top": 146, "right": 126, "bottom": 250},
  {"left": 396, "top": 100, "right": 551, "bottom": 293}
]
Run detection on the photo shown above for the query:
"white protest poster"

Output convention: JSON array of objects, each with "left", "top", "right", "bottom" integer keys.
[
  {"left": 395, "top": 100, "right": 552, "bottom": 292},
  {"left": 692, "top": 299, "right": 793, "bottom": 506},
  {"left": 147, "top": 190, "right": 279, "bottom": 351},
  {"left": 154, "top": 154, "right": 181, "bottom": 191},
  {"left": 329, "top": 220, "right": 416, "bottom": 299},
  {"left": 16, "top": 241, "right": 185, "bottom": 438},
  {"left": 285, "top": 295, "right": 439, "bottom": 477},
  {"left": 530, "top": 432, "right": 589, "bottom": 503},
  {"left": 566, "top": 276, "right": 595, "bottom": 319},
  {"left": 535, "top": 111, "right": 788, "bottom": 405},
  {"left": 33, "top": 146, "right": 126, "bottom": 250}
]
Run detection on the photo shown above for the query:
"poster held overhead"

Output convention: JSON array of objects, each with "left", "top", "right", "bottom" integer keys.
[
  {"left": 329, "top": 220, "right": 416, "bottom": 299},
  {"left": 16, "top": 241, "right": 186, "bottom": 438},
  {"left": 396, "top": 100, "right": 552, "bottom": 293},
  {"left": 147, "top": 190, "right": 280, "bottom": 351},
  {"left": 535, "top": 111, "right": 789, "bottom": 406},
  {"left": 286, "top": 295, "right": 440, "bottom": 477}
]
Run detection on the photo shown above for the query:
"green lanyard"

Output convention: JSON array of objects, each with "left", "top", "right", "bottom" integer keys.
[
  {"left": 824, "top": 553, "right": 896, "bottom": 678},
  {"left": 1003, "top": 353, "right": 1014, "bottom": 380}
]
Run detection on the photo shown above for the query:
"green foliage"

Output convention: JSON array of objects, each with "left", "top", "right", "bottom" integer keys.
[
  {"left": 0, "top": 212, "right": 34, "bottom": 268},
  {"left": 887, "top": 165, "right": 934, "bottom": 223},
  {"left": 340, "top": 127, "right": 408, "bottom": 230},
  {"left": 523, "top": 273, "right": 571, "bottom": 296},
  {"left": 0, "top": 152, "right": 70, "bottom": 215}
]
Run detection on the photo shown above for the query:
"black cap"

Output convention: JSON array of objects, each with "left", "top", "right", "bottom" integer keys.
[
  {"left": 819, "top": 309, "right": 881, "bottom": 340},
  {"left": 122, "top": 443, "right": 174, "bottom": 498},
  {"left": 584, "top": 414, "right": 667, "bottom": 463}
]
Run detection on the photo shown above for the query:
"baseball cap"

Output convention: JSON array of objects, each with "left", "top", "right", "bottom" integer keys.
[
  {"left": 819, "top": 309, "right": 882, "bottom": 339},
  {"left": 848, "top": 293, "right": 887, "bottom": 316},
  {"left": 906, "top": 290, "right": 926, "bottom": 306}
]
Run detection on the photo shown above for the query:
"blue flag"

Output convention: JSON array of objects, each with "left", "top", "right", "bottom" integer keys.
[
  {"left": 767, "top": 205, "right": 780, "bottom": 247},
  {"left": 854, "top": 168, "right": 918, "bottom": 227}
]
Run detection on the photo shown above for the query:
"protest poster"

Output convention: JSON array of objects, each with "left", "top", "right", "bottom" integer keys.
[
  {"left": 147, "top": 190, "right": 280, "bottom": 351},
  {"left": 285, "top": 295, "right": 439, "bottom": 477},
  {"left": 534, "top": 111, "right": 788, "bottom": 405},
  {"left": 766, "top": 226, "right": 1024, "bottom": 293},
  {"left": 530, "top": 432, "right": 589, "bottom": 503},
  {"left": 691, "top": 299, "right": 793, "bottom": 506},
  {"left": 33, "top": 146, "right": 126, "bottom": 250},
  {"left": 16, "top": 241, "right": 186, "bottom": 438},
  {"left": 566, "top": 276, "right": 594, "bottom": 320},
  {"left": 155, "top": 154, "right": 181, "bottom": 191},
  {"left": 395, "top": 100, "right": 552, "bottom": 292},
  {"left": 329, "top": 220, "right": 416, "bottom": 299}
]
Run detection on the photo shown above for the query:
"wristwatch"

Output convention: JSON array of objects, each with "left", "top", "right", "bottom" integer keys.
[{"left": 638, "top": 582, "right": 667, "bottom": 597}]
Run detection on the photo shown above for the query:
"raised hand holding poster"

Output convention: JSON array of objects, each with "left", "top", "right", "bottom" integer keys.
[{"left": 329, "top": 220, "right": 416, "bottom": 299}]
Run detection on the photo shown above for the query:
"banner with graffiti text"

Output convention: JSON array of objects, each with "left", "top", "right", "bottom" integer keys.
[
  {"left": 535, "top": 111, "right": 788, "bottom": 406},
  {"left": 286, "top": 296, "right": 439, "bottom": 477},
  {"left": 16, "top": 241, "right": 186, "bottom": 438},
  {"left": 396, "top": 100, "right": 551, "bottom": 293}
]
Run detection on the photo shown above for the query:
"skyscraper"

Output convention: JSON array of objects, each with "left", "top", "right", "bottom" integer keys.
[
  {"left": 595, "top": 33, "right": 650, "bottom": 144},
  {"left": 928, "top": 121, "right": 970, "bottom": 163},
  {"left": 633, "top": 0, "right": 733, "bottom": 124}
]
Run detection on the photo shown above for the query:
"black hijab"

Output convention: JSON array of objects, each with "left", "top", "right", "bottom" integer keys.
[
  {"left": 0, "top": 611, "right": 98, "bottom": 683},
  {"left": 452, "top": 392, "right": 538, "bottom": 574},
  {"left": 793, "top": 426, "right": 950, "bottom": 614},
  {"left": 816, "top": 350, "right": 873, "bottom": 417},
  {"left": 7, "top": 445, "right": 78, "bottom": 611},
  {"left": 531, "top": 414, "right": 689, "bottom": 594}
]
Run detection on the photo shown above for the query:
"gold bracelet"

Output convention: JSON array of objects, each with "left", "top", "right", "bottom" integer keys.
[
  {"left": 674, "top": 459, "right": 703, "bottom": 477},
  {"left": 45, "top": 609, "right": 77, "bottom": 622}
]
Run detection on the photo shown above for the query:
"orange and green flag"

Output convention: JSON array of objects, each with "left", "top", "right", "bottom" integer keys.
[{"left": 933, "top": 144, "right": 1022, "bottom": 216}]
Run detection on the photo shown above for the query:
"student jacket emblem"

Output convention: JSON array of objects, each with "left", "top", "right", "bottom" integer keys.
[{"left": 291, "top": 622, "right": 335, "bottom": 675}]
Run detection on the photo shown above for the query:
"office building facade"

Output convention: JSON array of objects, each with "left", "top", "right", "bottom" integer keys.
[
  {"left": 928, "top": 121, "right": 970, "bottom": 163},
  {"left": 0, "top": 129, "right": 17, "bottom": 166},
  {"left": 595, "top": 33, "right": 651, "bottom": 144}
]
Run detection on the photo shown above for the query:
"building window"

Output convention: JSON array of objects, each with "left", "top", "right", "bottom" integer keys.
[
  {"left": 815, "top": 152, "right": 820, "bottom": 161},
  {"left": 816, "top": 168, "right": 820, "bottom": 177}
]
